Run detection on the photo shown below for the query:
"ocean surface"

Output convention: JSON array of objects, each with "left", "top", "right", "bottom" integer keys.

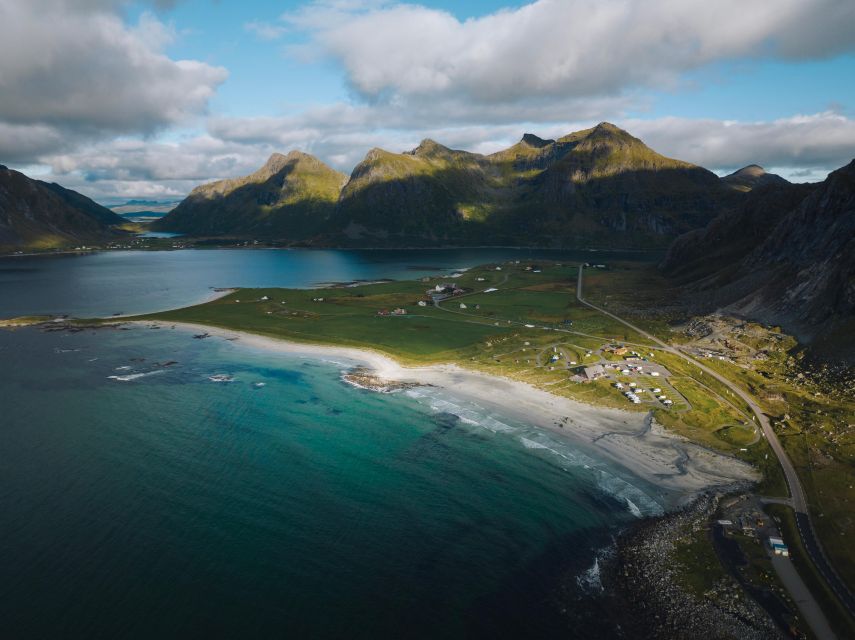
[{"left": 0, "top": 249, "right": 660, "bottom": 638}]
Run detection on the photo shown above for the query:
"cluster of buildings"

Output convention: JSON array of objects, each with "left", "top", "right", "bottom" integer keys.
[
  {"left": 377, "top": 308, "right": 407, "bottom": 316},
  {"left": 613, "top": 381, "right": 671, "bottom": 405},
  {"left": 427, "top": 283, "right": 466, "bottom": 302}
]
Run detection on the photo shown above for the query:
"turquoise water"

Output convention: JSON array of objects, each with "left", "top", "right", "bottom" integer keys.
[
  {"left": 0, "top": 326, "right": 647, "bottom": 637},
  {"left": 0, "top": 249, "right": 661, "bottom": 637}
]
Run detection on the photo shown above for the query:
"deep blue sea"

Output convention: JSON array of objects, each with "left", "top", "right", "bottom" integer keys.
[{"left": 0, "top": 249, "right": 658, "bottom": 638}]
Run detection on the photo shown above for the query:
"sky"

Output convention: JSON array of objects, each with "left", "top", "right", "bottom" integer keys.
[{"left": 2, "top": 0, "right": 855, "bottom": 203}]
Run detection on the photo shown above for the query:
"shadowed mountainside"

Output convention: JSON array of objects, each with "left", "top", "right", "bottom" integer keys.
[
  {"left": 662, "top": 159, "right": 855, "bottom": 359},
  {"left": 332, "top": 123, "right": 736, "bottom": 247},
  {"left": 155, "top": 151, "right": 347, "bottom": 239},
  {"left": 0, "top": 165, "right": 126, "bottom": 251},
  {"left": 157, "top": 123, "right": 740, "bottom": 248}
]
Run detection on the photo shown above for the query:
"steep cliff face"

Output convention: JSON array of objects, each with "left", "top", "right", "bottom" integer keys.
[
  {"left": 156, "top": 152, "right": 346, "bottom": 238},
  {"left": 662, "top": 160, "right": 855, "bottom": 357},
  {"left": 662, "top": 182, "right": 815, "bottom": 282},
  {"left": 0, "top": 165, "right": 125, "bottom": 250},
  {"left": 738, "top": 161, "right": 855, "bottom": 329}
]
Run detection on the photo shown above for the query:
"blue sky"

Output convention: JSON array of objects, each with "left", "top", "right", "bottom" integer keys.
[{"left": 2, "top": 0, "right": 855, "bottom": 200}]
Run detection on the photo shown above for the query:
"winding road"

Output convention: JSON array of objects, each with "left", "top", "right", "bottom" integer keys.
[{"left": 576, "top": 264, "right": 855, "bottom": 633}]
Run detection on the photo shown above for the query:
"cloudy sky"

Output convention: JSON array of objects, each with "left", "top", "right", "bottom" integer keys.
[{"left": 2, "top": 0, "right": 855, "bottom": 203}]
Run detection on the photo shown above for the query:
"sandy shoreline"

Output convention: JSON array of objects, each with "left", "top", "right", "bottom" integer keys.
[{"left": 134, "top": 320, "right": 758, "bottom": 508}]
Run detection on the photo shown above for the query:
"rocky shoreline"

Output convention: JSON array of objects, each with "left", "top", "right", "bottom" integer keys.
[
  {"left": 341, "top": 367, "right": 426, "bottom": 393},
  {"left": 601, "top": 491, "right": 784, "bottom": 640}
]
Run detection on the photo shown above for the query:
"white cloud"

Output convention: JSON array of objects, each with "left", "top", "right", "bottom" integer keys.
[
  {"left": 244, "top": 20, "right": 289, "bottom": 41},
  {"left": 282, "top": 0, "right": 855, "bottom": 104},
  {"left": 0, "top": 0, "right": 226, "bottom": 162},
  {"left": 624, "top": 112, "right": 855, "bottom": 177},
  {"left": 5, "top": 0, "right": 855, "bottom": 200}
]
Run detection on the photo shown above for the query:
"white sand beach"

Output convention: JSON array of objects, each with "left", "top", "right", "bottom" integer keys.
[{"left": 138, "top": 320, "right": 758, "bottom": 507}]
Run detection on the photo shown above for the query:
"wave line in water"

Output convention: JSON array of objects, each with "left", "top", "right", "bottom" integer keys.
[{"left": 107, "top": 370, "right": 164, "bottom": 382}]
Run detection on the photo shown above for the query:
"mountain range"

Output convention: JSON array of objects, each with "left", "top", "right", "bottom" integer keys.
[
  {"left": 0, "top": 165, "right": 125, "bottom": 251},
  {"left": 155, "top": 123, "right": 741, "bottom": 247}
]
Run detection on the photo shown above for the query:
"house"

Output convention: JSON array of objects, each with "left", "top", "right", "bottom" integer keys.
[
  {"left": 768, "top": 537, "right": 789, "bottom": 557},
  {"left": 377, "top": 309, "right": 389, "bottom": 316},
  {"left": 459, "top": 303, "right": 467, "bottom": 309},
  {"left": 417, "top": 300, "right": 427, "bottom": 307},
  {"left": 483, "top": 288, "right": 498, "bottom": 293},
  {"left": 476, "top": 277, "right": 486, "bottom": 282},
  {"left": 392, "top": 308, "right": 407, "bottom": 315},
  {"left": 260, "top": 296, "right": 269, "bottom": 301},
  {"left": 583, "top": 365, "right": 606, "bottom": 380}
]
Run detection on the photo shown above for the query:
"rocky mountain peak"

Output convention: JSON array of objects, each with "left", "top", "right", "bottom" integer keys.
[
  {"left": 723, "top": 164, "right": 788, "bottom": 192},
  {"left": 520, "top": 133, "right": 554, "bottom": 148},
  {"left": 408, "top": 139, "right": 451, "bottom": 157}
]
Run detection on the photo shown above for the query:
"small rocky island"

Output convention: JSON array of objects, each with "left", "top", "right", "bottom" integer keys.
[{"left": 341, "top": 367, "right": 424, "bottom": 393}]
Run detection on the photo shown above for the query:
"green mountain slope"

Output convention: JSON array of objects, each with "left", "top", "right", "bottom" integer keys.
[
  {"left": 334, "top": 122, "right": 735, "bottom": 247},
  {"left": 158, "top": 123, "right": 741, "bottom": 248},
  {"left": 0, "top": 165, "right": 125, "bottom": 251},
  {"left": 155, "top": 151, "right": 346, "bottom": 238}
]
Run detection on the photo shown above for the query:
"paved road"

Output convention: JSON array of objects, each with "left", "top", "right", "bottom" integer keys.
[
  {"left": 575, "top": 265, "right": 855, "bottom": 627},
  {"left": 771, "top": 553, "right": 838, "bottom": 640}
]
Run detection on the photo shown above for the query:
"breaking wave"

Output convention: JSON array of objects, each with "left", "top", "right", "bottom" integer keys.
[
  {"left": 107, "top": 370, "right": 164, "bottom": 382},
  {"left": 404, "top": 387, "right": 665, "bottom": 518}
]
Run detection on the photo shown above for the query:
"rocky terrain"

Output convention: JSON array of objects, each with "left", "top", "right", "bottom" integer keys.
[
  {"left": 662, "top": 159, "right": 855, "bottom": 360},
  {"left": 0, "top": 165, "right": 126, "bottom": 250},
  {"left": 604, "top": 493, "right": 784, "bottom": 640}
]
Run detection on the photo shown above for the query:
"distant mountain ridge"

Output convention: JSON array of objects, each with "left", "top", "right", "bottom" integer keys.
[
  {"left": 155, "top": 123, "right": 740, "bottom": 248},
  {"left": 0, "top": 165, "right": 125, "bottom": 251},
  {"left": 722, "top": 165, "right": 788, "bottom": 192}
]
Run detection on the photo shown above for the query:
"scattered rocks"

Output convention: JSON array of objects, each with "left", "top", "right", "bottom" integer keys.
[
  {"left": 603, "top": 493, "right": 783, "bottom": 639},
  {"left": 341, "top": 367, "right": 424, "bottom": 393}
]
